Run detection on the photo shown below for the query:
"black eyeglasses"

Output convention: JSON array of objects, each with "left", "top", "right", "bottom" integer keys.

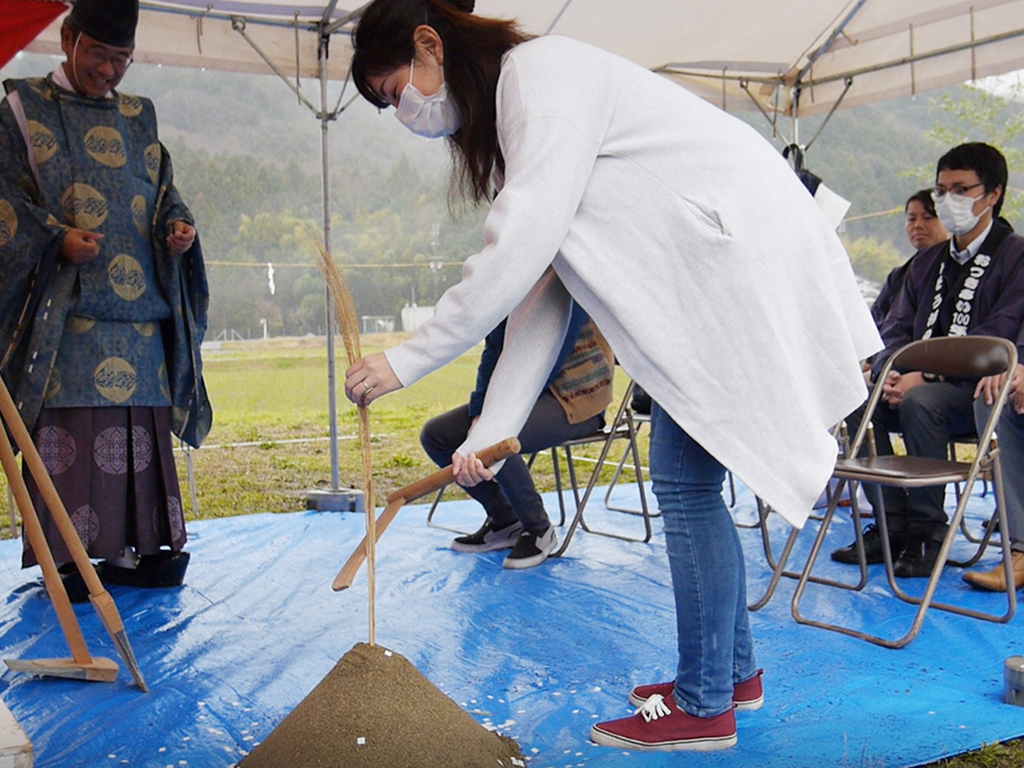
[{"left": 931, "top": 183, "right": 984, "bottom": 202}]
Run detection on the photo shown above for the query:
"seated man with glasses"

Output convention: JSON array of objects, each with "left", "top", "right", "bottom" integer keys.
[
  {"left": 831, "top": 142, "right": 1024, "bottom": 577},
  {"left": 0, "top": 0, "right": 210, "bottom": 599}
]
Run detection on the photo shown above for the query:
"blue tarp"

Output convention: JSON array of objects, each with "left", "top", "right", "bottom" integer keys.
[{"left": 1, "top": 479, "right": 1023, "bottom": 767}]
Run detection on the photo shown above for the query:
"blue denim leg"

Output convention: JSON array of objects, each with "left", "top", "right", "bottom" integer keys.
[
  {"left": 975, "top": 398, "right": 1024, "bottom": 550},
  {"left": 649, "top": 403, "right": 758, "bottom": 718}
]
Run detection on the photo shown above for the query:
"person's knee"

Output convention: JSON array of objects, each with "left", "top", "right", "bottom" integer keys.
[
  {"left": 897, "top": 386, "right": 946, "bottom": 430},
  {"left": 419, "top": 416, "right": 452, "bottom": 461}
]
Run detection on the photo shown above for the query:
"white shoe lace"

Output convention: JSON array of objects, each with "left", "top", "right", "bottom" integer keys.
[{"left": 636, "top": 693, "right": 673, "bottom": 722}]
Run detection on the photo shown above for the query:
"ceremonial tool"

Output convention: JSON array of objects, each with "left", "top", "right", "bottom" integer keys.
[
  {"left": 311, "top": 237, "right": 382, "bottom": 640},
  {"left": 333, "top": 437, "right": 521, "bottom": 592},
  {"left": 0, "top": 376, "right": 147, "bottom": 691}
]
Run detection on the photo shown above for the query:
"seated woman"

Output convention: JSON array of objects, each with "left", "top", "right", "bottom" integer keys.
[
  {"left": 420, "top": 302, "right": 612, "bottom": 569},
  {"left": 870, "top": 189, "right": 949, "bottom": 327}
]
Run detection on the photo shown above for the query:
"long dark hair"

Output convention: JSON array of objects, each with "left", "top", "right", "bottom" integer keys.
[{"left": 352, "top": 0, "right": 532, "bottom": 203}]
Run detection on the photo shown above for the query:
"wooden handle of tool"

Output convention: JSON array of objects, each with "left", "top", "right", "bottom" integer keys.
[
  {"left": 385, "top": 437, "right": 521, "bottom": 504},
  {"left": 333, "top": 437, "right": 521, "bottom": 591},
  {"left": 0, "top": 378, "right": 106, "bottom": 598},
  {"left": 0, "top": 420, "right": 93, "bottom": 665}
]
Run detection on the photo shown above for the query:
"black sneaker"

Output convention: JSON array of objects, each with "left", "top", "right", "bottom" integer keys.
[
  {"left": 503, "top": 525, "right": 558, "bottom": 570},
  {"left": 830, "top": 524, "right": 903, "bottom": 565},
  {"left": 451, "top": 520, "right": 523, "bottom": 553},
  {"left": 893, "top": 538, "right": 941, "bottom": 578}
]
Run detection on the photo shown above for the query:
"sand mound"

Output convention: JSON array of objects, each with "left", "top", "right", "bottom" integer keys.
[{"left": 240, "top": 642, "right": 524, "bottom": 768}]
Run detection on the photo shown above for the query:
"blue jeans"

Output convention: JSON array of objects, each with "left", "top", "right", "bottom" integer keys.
[
  {"left": 649, "top": 403, "right": 758, "bottom": 718},
  {"left": 975, "top": 398, "right": 1024, "bottom": 551}
]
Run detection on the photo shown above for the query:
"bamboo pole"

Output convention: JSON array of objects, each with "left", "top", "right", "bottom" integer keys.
[{"left": 311, "top": 240, "right": 378, "bottom": 645}]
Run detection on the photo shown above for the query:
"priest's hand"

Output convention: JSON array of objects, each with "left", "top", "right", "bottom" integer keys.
[
  {"left": 167, "top": 220, "right": 196, "bottom": 256},
  {"left": 60, "top": 228, "right": 103, "bottom": 264}
]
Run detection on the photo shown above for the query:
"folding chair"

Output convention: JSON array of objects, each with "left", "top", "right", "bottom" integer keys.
[
  {"left": 601, "top": 409, "right": 737, "bottom": 516},
  {"left": 744, "top": 423, "right": 870, "bottom": 611},
  {"left": 791, "top": 335, "right": 1018, "bottom": 648},
  {"left": 551, "top": 380, "right": 654, "bottom": 556}
]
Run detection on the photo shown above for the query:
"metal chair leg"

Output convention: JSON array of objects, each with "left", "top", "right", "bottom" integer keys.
[{"left": 792, "top": 463, "right": 1015, "bottom": 648}]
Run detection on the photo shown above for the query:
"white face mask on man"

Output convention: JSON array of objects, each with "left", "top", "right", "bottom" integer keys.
[
  {"left": 934, "top": 190, "right": 989, "bottom": 237},
  {"left": 395, "top": 58, "right": 460, "bottom": 139}
]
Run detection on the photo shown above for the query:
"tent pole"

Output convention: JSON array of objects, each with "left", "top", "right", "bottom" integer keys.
[
  {"left": 319, "top": 32, "right": 340, "bottom": 493},
  {"left": 306, "top": 24, "right": 362, "bottom": 513}
]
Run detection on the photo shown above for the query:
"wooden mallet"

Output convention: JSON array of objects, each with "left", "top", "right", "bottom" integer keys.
[
  {"left": 333, "top": 437, "right": 521, "bottom": 591},
  {"left": 0, "top": 376, "right": 147, "bottom": 691}
]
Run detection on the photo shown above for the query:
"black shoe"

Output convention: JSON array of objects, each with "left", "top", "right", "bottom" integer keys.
[
  {"left": 830, "top": 524, "right": 903, "bottom": 565},
  {"left": 57, "top": 562, "right": 90, "bottom": 604},
  {"left": 101, "top": 550, "right": 190, "bottom": 588},
  {"left": 893, "top": 539, "right": 941, "bottom": 578},
  {"left": 451, "top": 520, "right": 523, "bottom": 553}
]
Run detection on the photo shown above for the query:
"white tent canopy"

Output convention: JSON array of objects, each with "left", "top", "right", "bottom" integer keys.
[{"left": 23, "top": 0, "right": 1024, "bottom": 118}]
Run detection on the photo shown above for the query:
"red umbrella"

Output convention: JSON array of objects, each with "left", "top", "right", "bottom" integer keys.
[{"left": 0, "top": 0, "right": 67, "bottom": 70}]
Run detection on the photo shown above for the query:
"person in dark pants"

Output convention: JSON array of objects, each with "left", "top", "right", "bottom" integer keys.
[
  {"left": 420, "top": 303, "right": 611, "bottom": 569},
  {"left": 832, "top": 143, "right": 1024, "bottom": 577}
]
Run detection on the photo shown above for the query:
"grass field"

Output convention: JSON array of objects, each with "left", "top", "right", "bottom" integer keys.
[
  {"left": 185, "top": 333, "right": 639, "bottom": 522},
  {"left": 0, "top": 335, "right": 1018, "bottom": 767},
  {"left": 0, "top": 334, "right": 638, "bottom": 531}
]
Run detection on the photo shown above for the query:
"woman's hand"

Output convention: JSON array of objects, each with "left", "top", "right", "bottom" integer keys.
[
  {"left": 60, "top": 228, "right": 103, "bottom": 264},
  {"left": 167, "top": 220, "right": 196, "bottom": 256},
  {"left": 345, "top": 353, "right": 401, "bottom": 406},
  {"left": 451, "top": 451, "right": 495, "bottom": 488}
]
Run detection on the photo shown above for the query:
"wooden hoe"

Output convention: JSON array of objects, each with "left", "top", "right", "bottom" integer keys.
[
  {"left": 333, "top": 437, "right": 521, "bottom": 591},
  {"left": 0, "top": 376, "right": 147, "bottom": 691}
]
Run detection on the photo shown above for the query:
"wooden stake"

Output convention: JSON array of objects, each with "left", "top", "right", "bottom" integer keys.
[{"left": 311, "top": 239, "right": 378, "bottom": 642}]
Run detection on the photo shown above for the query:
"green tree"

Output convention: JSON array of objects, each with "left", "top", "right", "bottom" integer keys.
[{"left": 920, "top": 82, "right": 1024, "bottom": 224}]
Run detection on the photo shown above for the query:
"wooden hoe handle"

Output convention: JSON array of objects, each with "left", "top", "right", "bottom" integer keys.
[{"left": 333, "top": 437, "right": 520, "bottom": 591}]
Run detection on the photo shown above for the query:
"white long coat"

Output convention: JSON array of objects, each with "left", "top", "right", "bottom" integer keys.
[{"left": 385, "top": 36, "right": 881, "bottom": 527}]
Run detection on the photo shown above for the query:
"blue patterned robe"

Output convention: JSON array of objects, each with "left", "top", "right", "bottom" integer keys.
[{"left": 0, "top": 76, "right": 211, "bottom": 447}]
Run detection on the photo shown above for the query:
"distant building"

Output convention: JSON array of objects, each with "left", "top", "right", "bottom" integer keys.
[
  {"left": 361, "top": 316, "right": 396, "bottom": 334},
  {"left": 401, "top": 304, "right": 435, "bottom": 332}
]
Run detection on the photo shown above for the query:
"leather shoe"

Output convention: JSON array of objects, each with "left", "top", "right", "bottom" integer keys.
[
  {"left": 962, "top": 551, "right": 1024, "bottom": 592},
  {"left": 101, "top": 550, "right": 190, "bottom": 588},
  {"left": 830, "top": 524, "right": 903, "bottom": 565},
  {"left": 893, "top": 538, "right": 941, "bottom": 577}
]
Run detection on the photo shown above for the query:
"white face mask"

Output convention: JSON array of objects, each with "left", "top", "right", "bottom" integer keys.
[
  {"left": 935, "top": 191, "right": 988, "bottom": 237},
  {"left": 395, "top": 59, "right": 460, "bottom": 139}
]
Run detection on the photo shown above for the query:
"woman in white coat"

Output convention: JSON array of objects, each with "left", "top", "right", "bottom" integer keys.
[{"left": 344, "top": 0, "right": 881, "bottom": 752}]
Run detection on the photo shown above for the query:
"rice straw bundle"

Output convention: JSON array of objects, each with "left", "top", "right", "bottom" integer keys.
[{"left": 311, "top": 238, "right": 378, "bottom": 646}]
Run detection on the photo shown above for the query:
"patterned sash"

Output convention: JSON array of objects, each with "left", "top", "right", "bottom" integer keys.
[{"left": 922, "top": 251, "right": 993, "bottom": 339}]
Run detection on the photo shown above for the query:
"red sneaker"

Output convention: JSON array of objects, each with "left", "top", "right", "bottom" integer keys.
[
  {"left": 590, "top": 693, "right": 737, "bottom": 752},
  {"left": 628, "top": 669, "right": 763, "bottom": 711}
]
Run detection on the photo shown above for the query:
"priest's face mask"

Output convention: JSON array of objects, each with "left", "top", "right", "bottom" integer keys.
[{"left": 60, "top": 27, "right": 133, "bottom": 98}]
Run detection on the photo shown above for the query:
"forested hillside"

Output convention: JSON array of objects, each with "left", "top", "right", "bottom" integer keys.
[{"left": 2, "top": 51, "right": 1021, "bottom": 340}]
